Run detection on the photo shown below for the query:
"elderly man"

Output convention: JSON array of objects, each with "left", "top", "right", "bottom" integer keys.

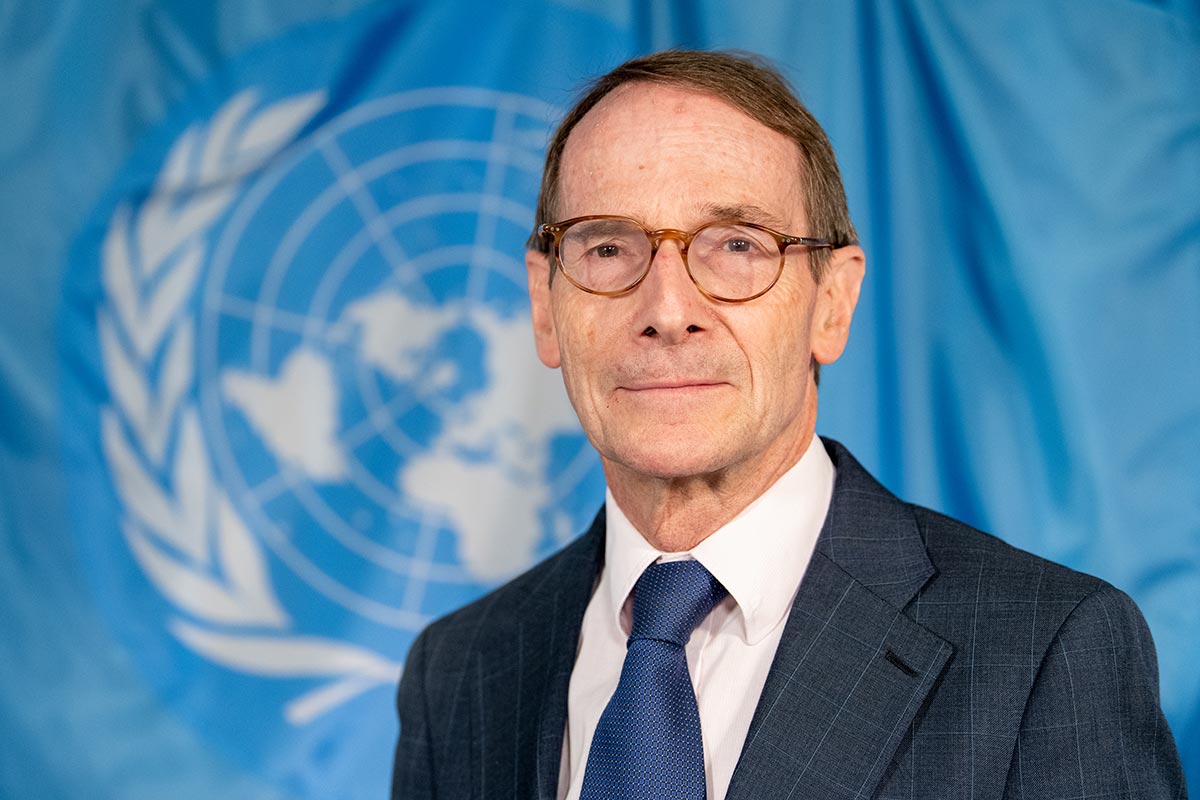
[{"left": 392, "top": 50, "right": 1184, "bottom": 800}]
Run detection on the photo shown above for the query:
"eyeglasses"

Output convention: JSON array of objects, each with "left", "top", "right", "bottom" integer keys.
[{"left": 536, "top": 215, "right": 833, "bottom": 302}]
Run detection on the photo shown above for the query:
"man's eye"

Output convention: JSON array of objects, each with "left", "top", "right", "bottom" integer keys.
[
  {"left": 723, "top": 238, "right": 753, "bottom": 253},
  {"left": 593, "top": 243, "right": 622, "bottom": 258}
]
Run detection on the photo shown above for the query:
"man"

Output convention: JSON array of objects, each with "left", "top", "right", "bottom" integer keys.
[{"left": 392, "top": 50, "right": 1185, "bottom": 799}]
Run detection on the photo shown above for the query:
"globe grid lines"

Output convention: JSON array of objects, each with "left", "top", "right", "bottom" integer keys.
[
  {"left": 244, "top": 139, "right": 540, "bottom": 371},
  {"left": 249, "top": 490, "right": 432, "bottom": 630},
  {"left": 464, "top": 104, "right": 517, "bottom": 307},
  {"left": 390, "top": 101, "right": 526, "bottom": 621},
  {"left": 218, "top": 293, "right": 340, "bottom": 341},
  {"left": 399, "top": 505, "right": 443, "bottom": 616},
  {"left": 226, "top": 247, "right": 534, "bottom": 512},
  {"left": 265, "top": 173, "right": 536, "bottom": 494},
  {"left": 208, "top": 164, "right": 486, "bottom": 622},
  {"left": 243, "top": 465, "right": 468, "bottom": 588},
  {"left": 306, "top": 213, "right": 532, "bottom": 498},
  {"left": 394, "top": 107, "right": 514, "bottom": 615},
  {"left": 315, "top": 137, "right": 434, "bottom": 305},
  {"left": 202, "top": 88, "right": 576, "bottom": 630},
  {"left": 219, "top": 288, "right": 456, "bottom": 515}
]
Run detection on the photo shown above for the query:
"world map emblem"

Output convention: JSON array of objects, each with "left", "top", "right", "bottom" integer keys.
[{"left": 62, "top": 78, "right": 604, "bottom": 792}]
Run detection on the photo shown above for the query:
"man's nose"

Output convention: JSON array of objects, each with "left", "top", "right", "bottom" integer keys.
[{"left": 632, "top": 240, "right": 708, "bottom": 342}]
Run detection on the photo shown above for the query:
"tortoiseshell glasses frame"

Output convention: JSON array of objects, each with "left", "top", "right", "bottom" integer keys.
[{"left": 536, "top": 214, "right": 833, "bottom": 303}]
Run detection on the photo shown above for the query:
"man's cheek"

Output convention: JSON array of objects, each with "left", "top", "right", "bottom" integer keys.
[{"left": 581, "top": 316, "right": 600, "bottom": 347}]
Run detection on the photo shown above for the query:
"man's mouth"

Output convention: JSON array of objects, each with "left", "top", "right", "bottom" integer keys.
[{"left": 619, "top": 379, "right": 727, "bottom": 393}]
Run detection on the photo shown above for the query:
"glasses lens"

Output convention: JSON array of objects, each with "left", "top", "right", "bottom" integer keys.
[
  {"left": 689, "top": 224, "right": 782, "bottom": 300},
  {"left": 558, "top": 218, "right": 651, "bottom": 293}
]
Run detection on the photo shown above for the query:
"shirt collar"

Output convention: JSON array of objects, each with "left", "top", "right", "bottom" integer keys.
[{"left": 603, "top": 435, "right": 835, "bottom": 644}]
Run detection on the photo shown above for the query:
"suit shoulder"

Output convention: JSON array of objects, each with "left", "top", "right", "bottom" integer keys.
[
  {"left": 912, "top": 503, "right": 1099, "bottom": 592},
  {"left": 902, "top": 506, "right": 1165, "bottom": 716},
  {"left": 907, "top": 503, "right": 1123, "bottom": 633},
  {"left": 821, "top": 440, "right": 1117, "bottom": 622}
]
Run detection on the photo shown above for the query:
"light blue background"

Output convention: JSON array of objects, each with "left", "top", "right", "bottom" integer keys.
[{"left": 1, "top": 1, "right": 1196, "bottom": 797}]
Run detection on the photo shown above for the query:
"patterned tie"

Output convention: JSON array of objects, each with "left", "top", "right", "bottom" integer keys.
[{"left": 580, "top": 559, "right": 728, "bottom": 800}]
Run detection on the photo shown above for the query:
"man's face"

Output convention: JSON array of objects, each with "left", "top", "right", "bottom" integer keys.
[{"left": 527, "top": 82, "right": 863, "bottom": 488}]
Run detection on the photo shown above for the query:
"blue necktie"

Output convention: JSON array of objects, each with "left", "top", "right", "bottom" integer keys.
[{"left": 580, "top": 559, "right": 728, "bottom": 800}]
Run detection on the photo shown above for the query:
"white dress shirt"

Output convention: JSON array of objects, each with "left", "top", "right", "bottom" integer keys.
[{"left": 558, "top": 435, "right": 836, "bottom": 800}]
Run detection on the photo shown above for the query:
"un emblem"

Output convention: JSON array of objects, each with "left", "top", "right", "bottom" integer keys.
[{"left": 67, "top": 80, "right": 603, "bottom": 791}]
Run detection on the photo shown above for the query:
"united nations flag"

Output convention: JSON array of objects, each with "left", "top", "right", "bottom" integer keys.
[{"left": 3, "top": 1, "right": 1196, "bottom": 797}]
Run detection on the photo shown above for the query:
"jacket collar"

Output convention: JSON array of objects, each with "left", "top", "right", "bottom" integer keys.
[{"left": 813, "top": 438, "right": 936, "bottom": 609}]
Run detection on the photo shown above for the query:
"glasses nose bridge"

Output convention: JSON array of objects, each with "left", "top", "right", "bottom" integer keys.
[{"left": 646, "top": 227, "right": 694, "bottom": 261}]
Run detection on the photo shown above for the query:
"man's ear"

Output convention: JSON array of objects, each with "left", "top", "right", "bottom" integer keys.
[
  {"left": 526, "top": 249, "right": 561, "bottom": 368},
  {"left": 811, "top": 244, "right": 865, "bottom": 366}
]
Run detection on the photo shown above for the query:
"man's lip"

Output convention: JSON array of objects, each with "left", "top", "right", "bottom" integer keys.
[{"left": 619, "top": 380, "right": 726, "bottom": 391}]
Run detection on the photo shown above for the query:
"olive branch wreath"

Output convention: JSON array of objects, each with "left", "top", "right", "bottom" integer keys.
[{"left": 98, "top": 88, "right": 402, "bottom": 725}]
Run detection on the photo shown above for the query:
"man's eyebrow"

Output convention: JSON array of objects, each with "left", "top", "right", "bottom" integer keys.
[{"left": 698, "top": 203, "right": 789, "bottom": 230}]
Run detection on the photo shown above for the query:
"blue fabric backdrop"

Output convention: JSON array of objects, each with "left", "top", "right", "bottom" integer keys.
[{"left": 0, "top": 1, "right": 1196, "bottom": 797}]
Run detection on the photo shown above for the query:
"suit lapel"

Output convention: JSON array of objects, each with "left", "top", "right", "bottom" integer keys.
[{"left": 727, "top": 440, "right": 954, "bottom": 800}]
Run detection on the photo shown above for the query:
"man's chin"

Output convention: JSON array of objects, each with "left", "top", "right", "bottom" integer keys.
[{"left": 600, "top": 436, "right": 736, "bottom": 483}]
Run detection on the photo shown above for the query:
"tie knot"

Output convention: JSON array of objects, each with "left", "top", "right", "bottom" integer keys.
[{"left": 629, "top": 560, "right": 727, "bottom": 647}]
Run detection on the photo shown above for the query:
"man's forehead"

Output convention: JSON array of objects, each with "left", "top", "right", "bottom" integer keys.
[
  {"left": 556, "top": 82, "right": 806, "bottom": 225},
  {"left": 567, "top": 82, "right": 755, "bottom": 144}
]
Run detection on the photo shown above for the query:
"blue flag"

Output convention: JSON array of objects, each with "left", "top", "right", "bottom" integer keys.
[{"left": 1, "top": 1, "right": 1196, "bottom": 797}]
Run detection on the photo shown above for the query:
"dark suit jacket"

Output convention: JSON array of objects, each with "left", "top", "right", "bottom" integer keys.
[{"left": 392, "top": 439, "right": 1186, "bottom": 799}]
